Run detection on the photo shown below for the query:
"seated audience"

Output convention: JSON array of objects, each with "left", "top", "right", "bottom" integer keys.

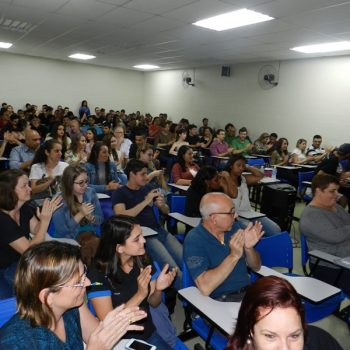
[
  {"left": 200, "top": 126, "right": 213, "bottom": 150},
  {"left": 104, "top": 134, "right": 126, "bottom": 172},
  {"left": 253, "top": 132, "right": 271, "bottom": 155},
  {"left": 88, "top": 215, "right": 177, "bottom": 349},
  {"left": 226, "top": 276, "right": 343, "bottom": 350},
  {"left": 0, "top": 130, "right": 21, "bottom": 158},
  {"left": 186, "top": 124, "right": 202, "bottom": 148},
  {"left": 223, "top": 155, "right": 281, "bottom": 236},
  {"left": 198, "top": 117, "right": 213, "bottom": 136},
  {"left": 210, "top": 129, "right": 234, "bottom": 157},
  {"left": 45, "top": 123, "right": 71, "bottom": 159},
  {"left": 290, "top": 138, "right": 315, "bottom": 164},
  {"left": 112, "top": 159, "right": 183, "bottom": 290},
  {"left": 171, "top": 145, "right": 200, "bottom": 185},
  {"left": 137, "top": 144, "right": 167, "bottom": 190},
  {"left": 231, "top": 127, "right": 253, "bottom": 156},
  {"left": 29, "top": 115, "right": 48, "bottom": 139},
  {"left": 184, "top": 192, "right": 263, "bottom": 301},
  {"left": 266, "top": 132, "right": 278, "bottom": 153},
  {"left": 65, "top": 132, "right": 88, "bottom": 165},
  {"left": 154, "top": 120, "right": 174, "bottom": 149},
  {"left": 9, "top": 129, "right": 41, "bottom": 171},
  {"left": 52, "top": 164, "right": 104, "bottom": 264},
  {"left": 129, "top": 131, "right": 147, "bottom": 159},
  {"left": 315, "top": 143, "right": 350, "bottom": 209},
  {"left": 85, "top": 141, "right": 125, "bottom": 193},
  {"left": 224, "top": 123, "right": 237, "bottom": 148},
  {"left": 85, "top": 127, "right": 98, "bottom": 156},
  {"left": 0, "top": 169, "right": 61, "bottom": 298},
  {"left": 148, "top": 116, "right": 161, "bottom": 138},
  {"left": 78, "top": 99, "right": 90, "bottom": 120},
  {"left": 271, "top": 137, "right": 290, "bottom": 166},
  {"left": 29, "top": 140, "right": 69, "bottom": 199},
  {"left": 184, "top": 165, "right": 232, "bottom": 217},
  {"left": 169, "top": 128, "right": 189, "bottom": 156},
  {"left": 0, "top": 241, "right": 147, "bottom": 349},
  {"left": 306, "top": 134, "right": 332, "bottom": 163},
  {"left": 113, "top": 125, "right": 132, "bottom": 161},
  {"left": 300, "top": 174, "right": 350, "bottom": 295},
  {"left": 67, "top": 118, "right": 81, "bottom": 139}
]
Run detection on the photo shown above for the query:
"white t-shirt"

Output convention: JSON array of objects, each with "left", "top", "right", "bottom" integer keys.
[
  {"left": 291, "top": 148, "right": 307, "bottom": 162},
  {"left": 29, "top": 161, "right": 69, "bottom": 180},
  {"left": 232, "top": 176, "right": 252, "bottom": 211},
  {"left": 120, "top": 138, "right": 132, "bottom": 158}
]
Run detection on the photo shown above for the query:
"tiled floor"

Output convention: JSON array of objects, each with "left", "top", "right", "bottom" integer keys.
[{"left": 172, "top": 201, "right": 350, "bottom": 349}]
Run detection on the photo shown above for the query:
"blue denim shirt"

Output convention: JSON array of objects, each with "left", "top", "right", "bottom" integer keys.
[
  {"left": 51, "top": 187, "right": 103, "bottom": 239},
  {"left": 85, "top": 161, "right": 123, "bottom": 193},
  {"left": 9, "top": 144, "right": 36, "bottom": 169}
]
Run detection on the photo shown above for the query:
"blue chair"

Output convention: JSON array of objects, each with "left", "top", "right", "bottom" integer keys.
[
  {"left": 99, "top": 197, "right": 114, "bottom": 220},
  {"left": 297, "top": 171, "right": 314, "bottom": 202},
  {"left": 254, "top": 232, "right": 344, "bottom": 323},
  {"left": 247, "top": 158, "right": 264, "bottom": 167},
  {"left": 167, "top": 195, "right": 187, "bottom": 242},
  {"left": 181, "top": 261, "right": 228, "bottom": 350},
  {"left": 300, "top": 233, "right": 310, "bottom": 276},
  {"left": 0, "top": 297, "right": 16, "bottom": 327}
]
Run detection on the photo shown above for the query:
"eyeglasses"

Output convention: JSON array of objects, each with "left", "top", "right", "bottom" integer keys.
[
  {"left": 74, "top": 179, "right": 89, "bottom": 187},
  {"left": 58, "top": 265, "right": 87, "bottom": 289},
  {"left": 209, "top": 207, "right": 236, "bottom": 216}
]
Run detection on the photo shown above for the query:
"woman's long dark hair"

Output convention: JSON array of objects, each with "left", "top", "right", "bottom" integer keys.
[
  {"left": 87, "top": 141, "right": 111, "bottom": 184},
  {"left": 225, "top": 154, "right": 246, "bottom": 187},
  {"left": 189, "top": 165, "right": 218, "bottom": 196},
  {"left": 93, "top": 215, "right": 149, "bottom": 283},
  {"left": 177, "top": 145, "right": 191, "bottom": 172},
  {"left": 50, "top": 123, "right": 69, "bottom": 156},
  {"left": 275, "top": 137, "right": 289, "bottom": 156},
  {"left": 32, "top": 139, "right": 60, "bottom": 165}
]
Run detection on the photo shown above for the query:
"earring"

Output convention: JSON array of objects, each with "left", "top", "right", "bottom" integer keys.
[{"left": 246, "top": 339, "right": 251, "bottom": 344}]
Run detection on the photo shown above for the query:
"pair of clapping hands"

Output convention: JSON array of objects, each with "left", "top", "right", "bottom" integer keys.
[
  {"left": 145, "top": 188, "right": 166, "bottom": 207},
  {"left": 228, "top": 222, "right": 264, "bottom": 258}
]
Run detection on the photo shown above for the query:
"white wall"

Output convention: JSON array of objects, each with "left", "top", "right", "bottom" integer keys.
[
  {"left": 0, "top": 52, "right": 144, "bottom": 114},
  {"left": 144, "top": 56, "right": 350, "bottom": 148}
]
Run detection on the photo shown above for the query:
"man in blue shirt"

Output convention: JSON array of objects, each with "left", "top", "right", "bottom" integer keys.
[
  {"left": 9, "top": 129, "right": 41, "bottom": 171},
  {"left": 112, "top": 159, "right": 182, "bottom": 290},
  {"left": 184, "top": 192, "right": 263, "bottom": 301}
]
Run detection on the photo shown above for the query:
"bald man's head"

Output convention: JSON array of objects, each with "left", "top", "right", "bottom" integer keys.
[
  {"left": 200, "top": 192, "right": 233, "bottom": 219},
  {"left": 25, "top": 129, "right": 41, "bottom": 150}
]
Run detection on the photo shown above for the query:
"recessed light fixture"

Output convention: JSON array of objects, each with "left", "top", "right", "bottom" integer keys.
[
  {"left": 69, "top": 53, "right": 96, "bottom": 60},
  {"left": 133, "top": 64, "right": 160, "bottom": 70},
  {"left": 0, "top": 41, "right": 13, "bottom": 49},
  {"left": 291, "top": 41, "right": 350, "bottom": 53},
  {"left": 192, "top": 8, "right": 274, "bottom": 31}
]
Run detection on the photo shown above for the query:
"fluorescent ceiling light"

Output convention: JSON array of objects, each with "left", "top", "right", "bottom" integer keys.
[
  {"left": 291, "top": 41, "right": 350, "bottom": 53},
  {"left": 0, "top": 41, "right": 13, "bottom": 49},
  {"left": 192, "top": 8, "right": 274, "bottom": 31},
  {"left": 69, "top": 53, "right": 96, "bottom": 60},
  {"left": 133, "top": 64, "right": 160, "bottom": 70}
]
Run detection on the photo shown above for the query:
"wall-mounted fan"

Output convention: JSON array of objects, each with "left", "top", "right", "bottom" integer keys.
[
  {"left": 258, "top": 64, "right": 279, "bottom": 89},
  {"left": 182, "top": 71, "right": 195, "bottom": 87}
]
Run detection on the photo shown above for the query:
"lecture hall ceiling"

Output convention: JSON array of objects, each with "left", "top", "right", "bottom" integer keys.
[{"left": 1, "top": 0, "right": 350, "bottom": 70}]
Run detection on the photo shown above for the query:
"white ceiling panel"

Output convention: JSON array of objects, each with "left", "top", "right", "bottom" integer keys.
[
  {"left": 12, "top": 0, "right": 68, "bottom": 12},
  {"left": 123, "top": 0, "right": 199, "bottom": 15}
]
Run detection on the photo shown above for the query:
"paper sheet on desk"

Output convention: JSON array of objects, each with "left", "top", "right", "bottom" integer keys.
[{"left": 335, "top": 257, "right": 350, "bottom": 266}]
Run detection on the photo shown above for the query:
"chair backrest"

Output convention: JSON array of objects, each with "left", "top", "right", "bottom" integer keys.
[
  {"left": 182, "top": 260, "right": 195, "bottom": 288},
  {"left": 255, "top": 231, "right": 293, "bottom": 272},
  {"left": 169, "top": 195, "right": 187, "bottom": 214},
  {"left": 300, "top": 233, "right": 309, "bottom": 275},
  {"left": 247, "top": 158, "right": 264, "bottom": 167},
  {"left": 297, "top": 171, "right": 315, "bottom": 193},
  {"left": 0, "top": 297, "right": 17, "bottom": 327}
]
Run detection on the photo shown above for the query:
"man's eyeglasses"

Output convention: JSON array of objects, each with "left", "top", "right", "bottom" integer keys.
[
  {"left": 74, "top": 179, "right": 89, "bottom": 187},
  {"left": 58, "top": 265, "right": 87, "bottom": 289},
  {"left": 209, "top": 207, "right": 236, "bottom": 216}
]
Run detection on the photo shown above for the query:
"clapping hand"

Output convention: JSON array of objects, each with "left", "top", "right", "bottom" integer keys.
[
  {"left": 137, "top": 266, "right": 152, "bottom": 299},
  {"left": 229, "top": 230, "right": 245, "bottom": 259},
  {"left": 155, "top": 263, "right": 177, "bottom": 291},
  {"left": 36, "top": 195, "right": 63, "bottom": 221},
  {"left": 80, "top": 202, "right": 95, "bottom": 216},
  {"left": 243, "top": 222, "right": 264, "bottom": 249},
  {"left": 86, "top": 304, "right": 146, "bottom": 350}
]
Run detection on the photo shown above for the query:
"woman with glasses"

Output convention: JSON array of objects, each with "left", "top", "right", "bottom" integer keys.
[
  {"left": 137, "top": 144, "right": 167, "bottom": 190},
  {"left": 52, "top": 164, "right": 104, "bottom": 265},
  {"left": 171, "top": 145, "right": 199, "bottom": 185},
  {"left": 29, "top": 139, "right": 69, "bottom": 200},
  {"left": 0, "top": 241, "right": 147, "bottom": 350},
  {"left": 0, "top": 169, "right": 62, "bottom": 298},
  {"left": 223, "top": 155, "right": 280, "bottom": 237},
  {"left": 88, "top": 215, "right": 177, "bottom": 350},
  {"left": 85, "top": 141, "right": 126, "bottom": 194}
]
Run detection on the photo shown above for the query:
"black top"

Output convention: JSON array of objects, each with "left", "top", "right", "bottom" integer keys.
[
  {"left": 87, "top": 263, "right": 156, "bottom": 340},
  {"left": 315, "top": 154, "right": 339, "bottom": 175},
  {"left": 0, "top": 202, "right": 35, "bottom": 268},
  {"left": 186, "top": 134, "right": 200, "bottom": 146},
  {"left": 304, "top": 325, "right": 343, "bottom": 350}
]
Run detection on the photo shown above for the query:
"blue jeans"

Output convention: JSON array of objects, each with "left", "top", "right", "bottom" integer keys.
[
  {"left": 145, "top": 227, "right": 183, "bottom": 291},
  {"left": 146, "top": 331, "right": 172, "bottom": 350},
  {"left": 237, "top": 216, "right": 281, "bottom": 237},
  {"left": 0, "top": 262, "right": 17, "bottom": 299}
]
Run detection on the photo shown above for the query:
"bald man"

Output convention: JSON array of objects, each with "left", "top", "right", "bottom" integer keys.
[
  {"left": 183, "top": 192, "right": 263, "bottom": 301},
  {"left": 9, "top": 129, "right": 41, "bottom": 171}
]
